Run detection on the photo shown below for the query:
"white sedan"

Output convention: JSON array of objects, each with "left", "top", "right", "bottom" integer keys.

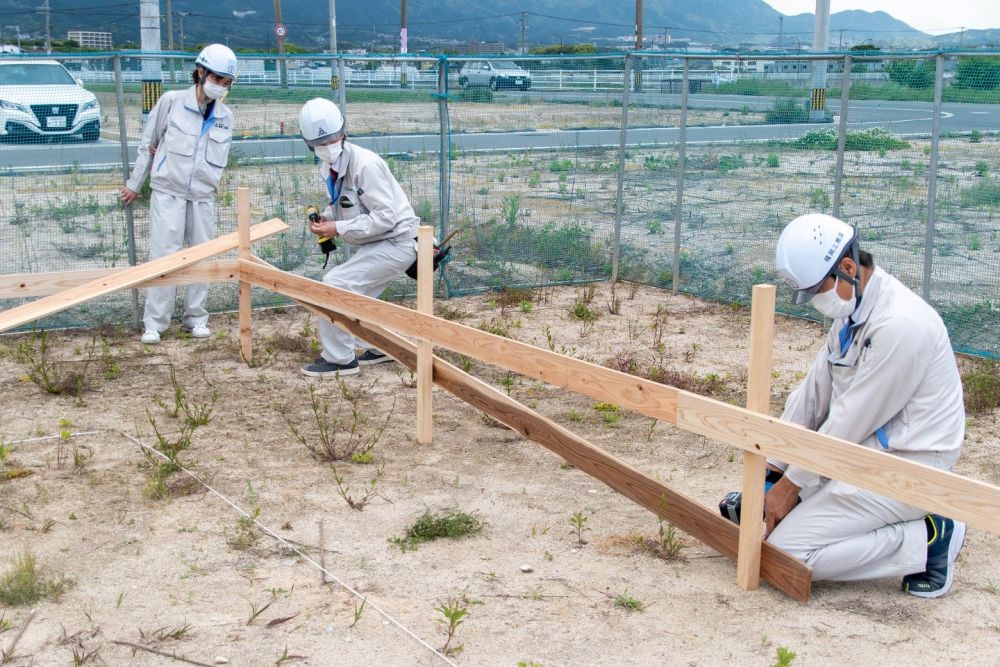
[{"left": 0, "top": 59, "right": 101, "bottom": 143}]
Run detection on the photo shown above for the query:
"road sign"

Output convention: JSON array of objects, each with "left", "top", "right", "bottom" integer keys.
[{"left": 274, "top": 24, "right": 287, "bottom": 39}]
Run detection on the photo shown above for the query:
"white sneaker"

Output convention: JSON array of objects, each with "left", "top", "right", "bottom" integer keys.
[
  {"left": 140, "top": 330, "right": 161, "bottom": 344},
  {"left": 184, "top": 325, "right": 211, "bottom": 338}
]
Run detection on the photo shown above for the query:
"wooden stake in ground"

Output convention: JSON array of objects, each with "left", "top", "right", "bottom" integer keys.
[
  {"left": 237, "top": 188, "right": 253, "bottom": 364},
  {"left": 416, "top": 225, "right": 434, "bottom": 444},
  {"left": 736, "top": 284, "right": 776, "bottom": 591}
]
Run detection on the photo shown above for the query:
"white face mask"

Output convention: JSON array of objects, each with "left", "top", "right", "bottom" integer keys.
[
  {"left": 810, "top": 276, "right": 857, "bottom": 319},
  {"left": 202, "top": 80, "right": 228, "bottom": 100},
  {"left": 314, "top": 142, "right": 343, "bottom": 165}
]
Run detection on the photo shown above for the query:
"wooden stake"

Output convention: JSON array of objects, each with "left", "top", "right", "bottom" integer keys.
[
  {"left": 736, "top": 284, "right": 776, "bottom": 591},
  {"left": 237, "top": 188, "right": 253, "bottom": 364},
  {"left": 416, "top": 225, "right": 434, "bottom": 444}
]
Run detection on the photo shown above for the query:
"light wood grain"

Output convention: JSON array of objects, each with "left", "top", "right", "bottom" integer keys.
[
  {"left": 237, "top": 188, "right": 253, "bottom": 364},
  {"left": 736, "top": 284, "right": 776, "bottom": 591},
  {"left": 0, "top": 261, "right": 242, "bottom": 298},
  {"left": 416, "top": 225, "right": 434, "bottom": 444},
  {"left": 240, "top": 261, "right": 678, "bottom": 424},
  {"left": 293, "top": 298, "right": 813, "bottom": 602},
  {"left": 676, "top": 391, "right": 1000, "bottom": 535},
  {"left": 0, "top": 219, "right": 288, "bottom": 334}
]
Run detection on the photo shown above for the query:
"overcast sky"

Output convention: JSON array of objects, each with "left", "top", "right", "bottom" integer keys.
[{"left": 762, "top": 1, "right": 998, "bottom": 34}]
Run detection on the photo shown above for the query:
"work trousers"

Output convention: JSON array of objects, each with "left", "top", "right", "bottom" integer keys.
[
  {"left": 142, "top": 190, "right": 214, "bottom": 333},
  {"left": 767, "top": 479, "right": 928, "bottom": 582},
  {"left": 317, "top": 237, "right": 417, "bottom": 364}
]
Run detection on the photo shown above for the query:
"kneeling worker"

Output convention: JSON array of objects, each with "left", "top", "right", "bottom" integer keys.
[
  {"left": 766, "top": 213, "right": 966, "bottom": 597},
  {"left": 297, "top": 98, "right": 418, "bottom": 377}
]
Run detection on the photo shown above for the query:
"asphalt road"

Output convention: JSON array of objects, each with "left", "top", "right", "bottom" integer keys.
[{"left": 1, "top": 94, "right": 994, "bottom": 173}]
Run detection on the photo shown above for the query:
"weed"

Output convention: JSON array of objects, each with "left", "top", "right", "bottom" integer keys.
[
  {"left": 390, "top": 509, "right": 485, "bottom": 551},
  {"left": 579, "top": 283, "right": 597, "bottom": 305},
  {"left": 766, "top": 153, "right": 780, "bottom": 168},
  {"left": 970, "top": 130, "right": 983, "bottom": 143},
  {"left": 569, "top": 510, "right": 589, "bottom": 545},
  {"left": 246, "top": 596, "right": 277, "bottom": 625},
  {"left": 974, "top": 160, "right": 989, "bottom": 177},
  {"left": 568, "top": 409, "right": 582, "bottom": 422},
  {"left": 641, "top": 496, "right": 687, "bottom": 560},
  {"left": 141, "top": 411, "right": 196, "bottom": 500},
  {"left": 350, "top": 596, "right": 368, "bottom": 627},
  {"left": 627, "top": 318, "right": 647, "bottom": 343},
  {"left": 478, "top": 318, "right": 512, "bottom": 338},
  {"left": 16, "top": 330, "right": 92, "bottom": 396},
  {"left": 606, "top": 285, "right": 622, "bottom": 315},
  {"left": 766, "top": 98, "right": 809, "bottom": 124},
  {"left": 645, "top": 418, "right": 658, "bottom": 442},
  {"left": 0, "top": 441, "right": 10, "bottom": 462},
  {"left": 331, "top": 463, "right": 386, "bottom": 511},
  {"left": 435, "top": 599, "right": 468, "bottom": 656},
  {"left": 284, "top": 383, "right": 394, "bottom": 462},
  {"left": 809, "top": 187, "right": 831, "bottom": 210},
  {"left": 771, "top": 646, "right": 797, "bottom": 667},
  {"left": 959, "top": 179, "right": 1000, "bottom": 207},
  {"left": 0, "top": 551, "right": 69, "bottom": 606},
  {"left": 501, "top": 195, "right": 520, "bottom": 227},
  {"left": 963, "top": 360, "right": 1000, "bottom": 413},
  {"left": 613, "top": 590, "right": 644, "bottom": 612},
  {"left": 228, "top": 481, "right": 261, "bottom": 550},
  {"left": 569, "top": 301, "right": 600, "bottom": 322}
]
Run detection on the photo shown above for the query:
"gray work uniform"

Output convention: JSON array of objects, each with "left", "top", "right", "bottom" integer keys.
[
  {"left": 315, "top": 142, "right": 418, "bottom": 364},
  {"left": 768, "top": 266, "right": 965, "bottom": 582},
  {"left": 125, "top": 86, "right": 234, "bottom": 333}
]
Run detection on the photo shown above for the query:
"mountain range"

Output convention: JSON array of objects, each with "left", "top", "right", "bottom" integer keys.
[{"left": 3, "top": 0, "right": 996, "bottom": 51}]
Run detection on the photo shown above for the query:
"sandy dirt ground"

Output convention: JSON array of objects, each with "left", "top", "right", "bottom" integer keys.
[{"left": 0, "top": 283, "right": 998, "bottom": 666}]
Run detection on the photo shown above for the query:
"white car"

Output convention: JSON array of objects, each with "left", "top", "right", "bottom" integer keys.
[
  {"left": 0, "top": 59, "right": 101, "bottom": 143},
  {"left": 458, "top": 60, "right": 532, "bottom": 91}
]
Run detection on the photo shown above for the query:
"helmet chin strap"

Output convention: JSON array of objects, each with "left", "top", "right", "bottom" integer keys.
[{"left": 831, "top": 241, "right": 864, "bottom": 309}]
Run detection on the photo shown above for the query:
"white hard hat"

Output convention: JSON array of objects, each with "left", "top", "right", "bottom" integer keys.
[
  {"left": 299, "top": 98, "right": 345, "bottom": 148},
  {"left": 775, "top": 213, "right": 857, "bottom": 304},
  {"left": 195, "top": 44, "right": 238, "bottom": 80}
]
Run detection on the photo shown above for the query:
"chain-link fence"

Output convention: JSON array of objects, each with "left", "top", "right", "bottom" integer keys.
[{"left": 1, "top": 51, "right": 997, "bottom": 358}]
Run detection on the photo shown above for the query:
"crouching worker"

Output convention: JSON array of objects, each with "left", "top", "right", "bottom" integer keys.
[
  {"left": 765, "top": 213, "right": 966, "bottom": 597},
  {"left": 297, "top": 98, "right": 418, "bottom": 377}
]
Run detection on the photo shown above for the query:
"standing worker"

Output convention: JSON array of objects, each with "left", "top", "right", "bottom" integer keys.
[
  {"left": 120, "top": 44, "right": 239, "bottom": 344},
  {"left": 297, "top": 97, "right": 418, "bottom": 377},
  {"left": 764, "top": 213, "right": 966, "bottom": 597}
]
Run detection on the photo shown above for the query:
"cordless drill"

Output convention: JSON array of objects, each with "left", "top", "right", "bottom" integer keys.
[{"left": 306, "top": 205, "right": 336, "bottom": 268}]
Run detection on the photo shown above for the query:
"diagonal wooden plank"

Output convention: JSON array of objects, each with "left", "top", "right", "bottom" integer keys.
[
  {"left": 290, "top": 295, "right": 813, "bottom": 602},
  {"left": 0, "top": 260, "right": 242, "bottom": 299},
  {"left": 0, "top": 219, "right": 287, "bottom": 334},
  {"left": 240, "top": 260, "right": 678, "bottom": 424}
]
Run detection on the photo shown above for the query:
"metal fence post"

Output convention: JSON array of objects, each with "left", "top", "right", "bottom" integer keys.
[
  {"left": 437, "top": 57, "right": 450, "bottom": 239},
  {"left": 832, "top": 55, "right": 851, "bottom": 218},
  {"left": 337, "top": 59, "right": 347, "bottom": 114},
  {"left": 114, "top": 55, "right": 140, "bottom": 328},
  {"left": 672, "top": 58, "right": 689, "bottom": 294},
  {"left": 612, "top": 55, "right": 633, "bottom": 284},
  {"left": 922, "top": 55, "right": 944, "bottom": 302}
]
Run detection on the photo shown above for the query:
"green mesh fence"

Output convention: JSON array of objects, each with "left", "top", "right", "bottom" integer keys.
[{"left": 0, "top": 51, "right": 997, "bottom": 359}]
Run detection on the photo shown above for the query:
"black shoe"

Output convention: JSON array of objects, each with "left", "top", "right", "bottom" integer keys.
[
  {"left": 902, "top": 514, "right": 966, "bottom": 598},
  {"left": 300, "top": 357, "right": 360, "bottom": 378},
  {"left": 357, "top": 349, "right": 392, "bottom": 366}
]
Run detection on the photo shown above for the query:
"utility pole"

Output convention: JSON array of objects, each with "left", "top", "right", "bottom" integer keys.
[
  {"left": 520, "top": 13, "right": 527, "bottom": 55},
  {"left": 778, "top": 15, "right": 783, "bottom": 47},
  {"left": 400, "top": 0, "right": 407, "bottom": 53},
  {"left": 41, "top": 0, "right": 51, "bottom": 53},
  {"left": 634, "top": 0, "right": 643, "bottom": 91},
  {"left": 838, "top": 28, "right": 844, "bottom": 50},
  {"left": 139, "top": 0, "right": 163, "bottom": 115},
  {"left": 178, "top": 11, "right": 187, "bottom": 51},
  {"left": 959, "top": 27, "right": 965, "bottom": 49},
  {"left": 166, "top": 0, "right": 174, "bottom": 49},
  {"left": 809, "top": 0, "right": 830, "bottom": 123},
  {"left": 273, "top": 0, "right": 287, "bottom": 87},
  {"left": 329, "top": 0, "right": 337, "bottom": 54}
]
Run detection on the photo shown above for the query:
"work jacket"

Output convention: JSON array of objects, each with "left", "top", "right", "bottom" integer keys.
[
  {"left": 126, "top": 86, "right": 233, "bottom": 202},
  {"left": 780, "top": 266, "right": 965, "bottom": 489},
  {"left": 318, "top": 142, "right": 419, "bottom": 246}
]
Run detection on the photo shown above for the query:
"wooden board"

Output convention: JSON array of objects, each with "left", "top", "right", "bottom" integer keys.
[
  {"left": 676, "top": 392, "right": 1000, "bottom": 535},
  {"left": 293, "top": 297, "right": 813, "bottom": 602},
  {"left": 240, "top": 261, "right": 678, "bottom": 424},
  {"left": 0, "top": 260, "right": 242, "bottom": 299},
  {"left": 0, "top": 219, "right": 287, "bottom": 334}
]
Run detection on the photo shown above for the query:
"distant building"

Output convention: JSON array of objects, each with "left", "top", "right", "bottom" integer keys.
[
  {"left": 467, "top": 40, "right": 505, "bottom": 54},
  {"left": 67, "top": 31, "right": 113, "bottom": 50}
]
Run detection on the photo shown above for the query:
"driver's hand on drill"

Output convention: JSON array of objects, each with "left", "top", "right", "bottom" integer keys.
[
  {"left": 120, "top": 187, "right": 139, "bottom": 205},
  {"left": 764, "top": 475, "right": 801, "bottom": 537},
  {"left": 308, "top": 216, "right": 338, "bottom": 238}
]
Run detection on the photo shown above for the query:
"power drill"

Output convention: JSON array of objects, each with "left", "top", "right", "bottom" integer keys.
[{"left": 306, "top": 205, "right": 336, "bottom": 268}]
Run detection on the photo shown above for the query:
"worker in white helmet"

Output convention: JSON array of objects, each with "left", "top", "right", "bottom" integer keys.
[
  {"left": 297, "top": 97, "right": 418, "bottom": 377},
  {"left": 764, "top": 213, "right": 966, "bottom": 597},
  {"left": 120, "top": 44, "right": 238, "bottom": 344}
]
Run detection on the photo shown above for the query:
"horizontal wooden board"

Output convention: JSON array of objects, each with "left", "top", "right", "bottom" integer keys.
[
  {"left": 0, "top": 260, "right": 241, "bottom": 298},
  {"left": 296, "top": 298, "right": 812, "bottom": 602},
  {"left": 240, "top": 261, "right": 678, "bottom": 424},
  {"left": 0, "top": 220, "right": 287, "bottom": 334},
  {"left": 676, "top": 392, "right": 1000, "bottom": 535}
]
